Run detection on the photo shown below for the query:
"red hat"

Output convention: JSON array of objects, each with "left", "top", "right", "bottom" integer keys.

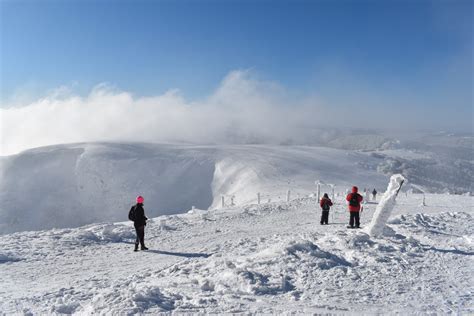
[
  {"left": 136, "top": 196, "right": 144, "bottom": 203},
  {"left": 352, "top": 186, "right": 358, "bottom": 193}
]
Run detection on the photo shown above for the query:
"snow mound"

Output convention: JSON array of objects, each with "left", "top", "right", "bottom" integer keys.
[
  {"left": 284, "top": 240, "right": 351, "bottom": 269},
  {"left": 163, "top": 236, "right": 351, "bottom": 304},
  {"left": 36, "top": 283, "right": 182, "bottom": 314},
  {"left": 132, "top": 286, "right": 180, "bottom": 312},
  {"left": 388, "top": 212, "right": 474, "bottom": 251},
  {"left": 346, "top": 232, "right": 376, "bottom": 249},
  {"left": 72, "top": 223, "right": 135, "bottom": 243}
]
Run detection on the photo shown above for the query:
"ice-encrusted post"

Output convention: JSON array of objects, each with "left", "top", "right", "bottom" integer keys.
[
  {"left": 257, "top": 192, "right": 261, "bottom": 205},
  {"left": 411, "top": 184, "right": 426, "bottom": 206},
  {"left": 315, "top": 181, "right": 321, "bottom": 202},
  {"left": 364, "top": 189, "right": 370, "bottom": 204},
  {"left": 286, "top": 190, "right": 291, "bottom": 202},
  {"left": 367, "top": 174, "right": 405, "bottom": 237},
  {"left": 221, "top": 196, "right": 225, "bottom": 208}
]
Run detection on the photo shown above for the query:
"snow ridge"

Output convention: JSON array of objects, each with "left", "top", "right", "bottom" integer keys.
[{"left": 0, "top": 142, "right": 390, "bottom": 234}]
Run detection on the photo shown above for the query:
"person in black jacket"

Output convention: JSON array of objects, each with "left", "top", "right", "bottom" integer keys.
[
  {"left": 131, "top": 195, "right": 148, "bottom": 251},
  {"left": 372, "top": 188, "right": 378, "bottom": 201},
  {"left": 319, "top": 193, "right": 333, "bottom": 225}
]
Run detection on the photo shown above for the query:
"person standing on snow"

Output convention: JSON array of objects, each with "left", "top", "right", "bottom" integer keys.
[
  {"left": 346, "top": 186, "right": 363, "bottom": 228},
  {"left": 372, "top": 188, "right": 377, "bottom": 201},
  {"left": 129, "top": 195, "right": 149, "bottom": 251},
  {"left": 319, "top": 193, "right": 333, "bottom": 225}
]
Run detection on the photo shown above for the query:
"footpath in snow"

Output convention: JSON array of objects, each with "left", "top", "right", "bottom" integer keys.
[{"left": 0, "top": 193, "right": 472, "bottom": 314}]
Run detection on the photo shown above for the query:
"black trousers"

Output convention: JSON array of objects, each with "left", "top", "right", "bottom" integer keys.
[
  {"left": 134, "top": 225, "right": 145, "bottom": 248},
  {"left": 349, "top": 212, "right": 360, "bottom": 228},
  {"left": 320, "top": 211, "right": 329, "bottom": 224}
]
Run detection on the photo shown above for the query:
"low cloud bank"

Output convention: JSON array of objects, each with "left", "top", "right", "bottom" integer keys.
[
  {"left": 0, "top": 69, "right": 468, "bottom": 156},
  {"left": 1, "top": 71, "right": 329, "bottom": 155}
]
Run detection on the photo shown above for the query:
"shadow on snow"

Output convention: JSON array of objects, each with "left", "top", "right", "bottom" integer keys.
[
  {"left": 424, "top": 246, "right": 474, "bottom": 256},
  {"left": 146, "top": 249, "right": 212, "bottom": 258}
]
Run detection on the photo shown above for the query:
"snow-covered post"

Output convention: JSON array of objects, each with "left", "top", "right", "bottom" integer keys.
[
  {"left": 286, "top": 190, "right": 291, "bottom": 202},
  {"left": 159, "top": 218, "right": 166, "bottom": 230},
  {"left": 231, "top": 195, "right": 235, "bottom": 206},
  {"left": 257, "top": 192, "right": 261, "bottom": 205},
  {"left": 331, "top": 185, "right": 335, "bottom": 201},
  {"left": 221, "top": 196, "right": 225, "bottom": 208},
  {"left": 315, "top": 181, "right": 321, "bottom": 202},
  {"left": 367, "top": 174, "right": 405, "bottom": 237},
  {"left": 365, "top": 189, "right": 370, "bottom": 204},
  {"left": 411, "top": 184, "right": 426, "bottom": 206}
]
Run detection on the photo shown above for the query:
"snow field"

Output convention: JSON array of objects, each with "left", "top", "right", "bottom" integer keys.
[{"left": 0, "top": 193, "right": 472, "bottom": 314}]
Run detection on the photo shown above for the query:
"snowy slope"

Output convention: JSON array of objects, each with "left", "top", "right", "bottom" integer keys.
[
  {"left": 1, "top": 141, "right": 472, "bottom": 235},
  {"left": 0, "top": 193, "right": 472, "bottom": 314},
  {"left": 0, "top": 142, "right": 391, "bottom": 234},
  {"left": 377, "top": 132, "right": 474, "bottom": 194}
]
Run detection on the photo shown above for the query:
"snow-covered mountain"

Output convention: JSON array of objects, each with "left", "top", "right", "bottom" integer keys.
[
  {"left": 1, "top": 141, "right": 472, "bottom": 234},
  {"left": 1, "top": 193, "right": 472, "bottom": 314},
  {"left": 1, "top": 141, "right": 472, "bottom": 314},
  {"left": 0, "top": 142, "right": 389, "bottom": 235}
]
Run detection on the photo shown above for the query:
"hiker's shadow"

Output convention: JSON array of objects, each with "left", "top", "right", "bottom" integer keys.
[{"left": 147, "top": 249, "right": 212, "bottom": 258}]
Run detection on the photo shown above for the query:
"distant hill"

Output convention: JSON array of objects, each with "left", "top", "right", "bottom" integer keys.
[{"left": 0, "top": 140, "right": 472, "bottom": 234}]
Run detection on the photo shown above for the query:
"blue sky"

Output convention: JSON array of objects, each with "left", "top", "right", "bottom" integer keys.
[{"left": 1, "top": 0, "right": 472, "bottom": 131}]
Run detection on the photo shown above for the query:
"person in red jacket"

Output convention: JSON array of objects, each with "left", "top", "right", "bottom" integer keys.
[
  {"left": 319, "top": 193, "right": 333, "bottom": 225},
  {"left": 346, "top": 186, "right": 363, "bottom": 228}
]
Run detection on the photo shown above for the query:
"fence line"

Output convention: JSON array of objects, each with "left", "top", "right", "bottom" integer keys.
[{"left": 216, "top": 182, "right": 415, "bottom": 210}]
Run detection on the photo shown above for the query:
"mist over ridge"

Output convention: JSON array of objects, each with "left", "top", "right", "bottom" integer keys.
[{"left": 1, "top": 70, "right": 471, "bottom": 157}]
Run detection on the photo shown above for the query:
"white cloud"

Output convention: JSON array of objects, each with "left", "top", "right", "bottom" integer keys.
[
  {"left": 0, "top": 70, "right": 326, "bottom": 155},
  {"left": 0, "top": 69, "right": 469, "bottom": 156}
]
